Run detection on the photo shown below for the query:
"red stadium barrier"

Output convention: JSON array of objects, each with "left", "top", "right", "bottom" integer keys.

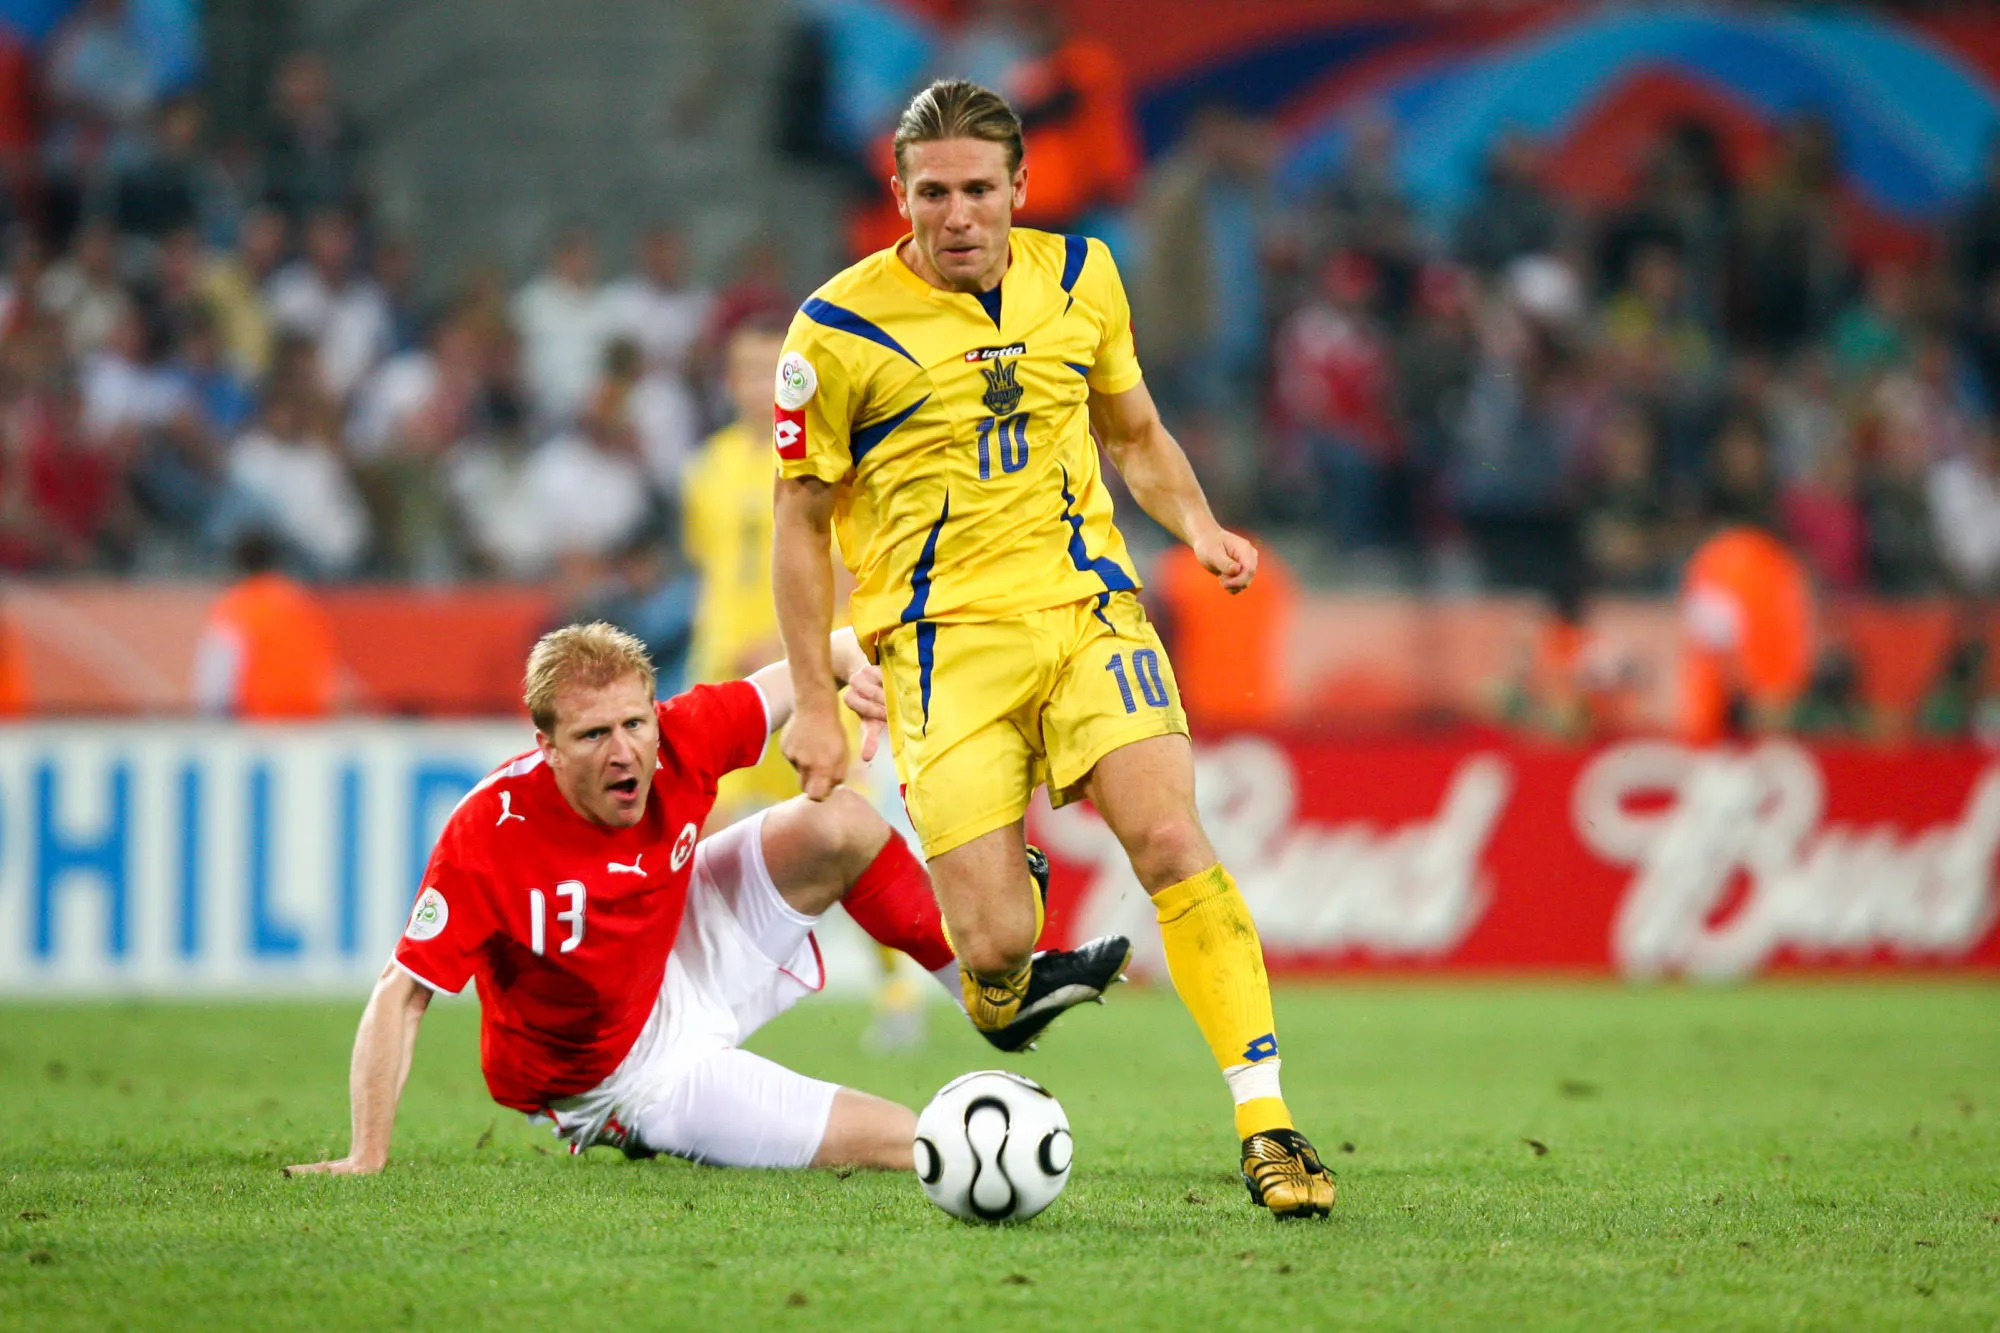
[{"left": 1031, "top": 737, "right": 2000, "bottom": 979}]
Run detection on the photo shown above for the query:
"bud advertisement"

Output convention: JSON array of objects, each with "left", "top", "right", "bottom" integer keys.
[
  {"left": 1035, "top": 737, "right": 2000, "bottom": 980},
  {"left": 2, "top": 727, "right": 1995, "bottom": 992}
]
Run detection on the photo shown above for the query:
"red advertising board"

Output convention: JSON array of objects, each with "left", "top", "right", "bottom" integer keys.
[{"left": 1029, "top": 739, "right": 2000, "bottom": 979}]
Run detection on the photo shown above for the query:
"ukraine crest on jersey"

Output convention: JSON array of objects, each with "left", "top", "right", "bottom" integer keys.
[{"left": 775, "top": 228, "right": 1146, "bottom": 648}]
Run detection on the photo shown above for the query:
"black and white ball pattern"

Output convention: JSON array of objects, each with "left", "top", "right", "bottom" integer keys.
[{"left": 912, "top": 1070, "right": 1073, "bottom": 1223}]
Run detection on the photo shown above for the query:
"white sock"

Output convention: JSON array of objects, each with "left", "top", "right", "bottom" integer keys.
[
  {"left": 1224, "top": 1058, "right": 1284, "bottom": 1105},
  {"left": 930, "top": 961, "right": 966, "bottom": 1009}
]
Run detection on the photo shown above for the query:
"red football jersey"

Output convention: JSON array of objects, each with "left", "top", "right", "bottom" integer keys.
[{"left": 394, "top": 681, "right": 768, "bottom": 1113}]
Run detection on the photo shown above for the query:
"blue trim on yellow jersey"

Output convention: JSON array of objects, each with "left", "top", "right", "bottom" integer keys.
[
  {"left": 802, "top": 297, "right": 919, "bottom": 365},
  {"left": 901, "top": 494, "right": 951, "bottom": 733},
  {"left": 915, "top": 622, "right": 937, "bottom": 733},
  {"left": 1059, "top": 467, "right": 1138, "bottom": 593},
  {"left": 900, "top": 493, "right": 950, "bottom": 624},
  {"left": 1058, "top": 235, "right": 1088, "bottom": 312},
  {"left": 1092, "top": 590, "right": 1113, "bottom": 629},
  {"left": 1064, "top": 361, "right": 1090, "bottom": 376},
  {"left": 851, "top": 395, "right": 929, "bottom": 465},
  {"left": 976, "top": 285, "right": 1002, "bottom": 329}
]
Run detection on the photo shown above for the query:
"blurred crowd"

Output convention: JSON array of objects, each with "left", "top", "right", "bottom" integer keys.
[
  {"left": 0, "top": 10, "right": 789, "bottom": 664},
  {"left": 1194, "top": 112, "right": 2000, "bottom": 616},
  {"left": 784, "top": 0, "right": 2000, "bottom": 612},
  {"left": 5, "top": 0, "right": 2000, "bottom": 636}
]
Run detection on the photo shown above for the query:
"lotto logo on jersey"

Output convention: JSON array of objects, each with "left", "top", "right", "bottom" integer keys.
[{"left": 774, "top": 406, "right": 806, "bottom": 460}]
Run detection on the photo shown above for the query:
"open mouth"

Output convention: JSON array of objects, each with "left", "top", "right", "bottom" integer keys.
[{"left": 607, "top": 777, "right": 640, "bottom": 798}]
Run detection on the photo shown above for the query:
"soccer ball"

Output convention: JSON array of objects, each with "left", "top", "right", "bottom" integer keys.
[{"left": 912, "top": 1070, "right": 1073, "bottom": 1223}]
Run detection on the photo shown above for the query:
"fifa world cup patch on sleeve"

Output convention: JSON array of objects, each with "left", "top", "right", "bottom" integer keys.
[
  {"left": 774, "top": 406, "right": 806, "bottom": 460},
  {"left": 404, "top": 886, "right": 448, "bottom": 941},
  {"left": 775, "top": 351, "right": 818, "bottom": 409}
]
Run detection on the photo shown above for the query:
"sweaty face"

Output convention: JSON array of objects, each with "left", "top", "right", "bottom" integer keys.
[
  {"left": 893, "top": 138, "right": 1026, "bottom": 293},
  {"left": 539, "top": 672, "right": 660, "bottom": 828}
]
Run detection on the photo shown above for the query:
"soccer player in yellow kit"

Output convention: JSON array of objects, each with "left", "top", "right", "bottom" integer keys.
[
  {"left": 771, "top": 80, "right": 1334, "bottom": 1218},
  {"left": 686, "top": 318, "right": 931, "bottom": 1049},
  {"left": 684, "top": 319, "right": 812, "bottom": 817}
]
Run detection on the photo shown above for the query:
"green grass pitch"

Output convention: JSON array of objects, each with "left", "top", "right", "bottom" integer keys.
[{"left": 2, "top": 982, "right": 1996, "bottom": 1331}]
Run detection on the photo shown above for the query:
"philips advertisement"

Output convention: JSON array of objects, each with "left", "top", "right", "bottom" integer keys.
[{"left": 0, "top": 723, "right": 522, "bottom": 995}]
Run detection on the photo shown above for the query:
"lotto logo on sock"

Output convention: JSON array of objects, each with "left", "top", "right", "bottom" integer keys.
[{"left": 1242, "top": 1033, "right": 1279, "bottom": 1063}]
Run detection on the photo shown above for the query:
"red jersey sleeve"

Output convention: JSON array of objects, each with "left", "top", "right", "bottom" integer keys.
[
  {"left": 392, "top": 817, "right": 496, "bottom": 995},
  {"left": 655, "top": 680, "right": 770, "bottom": 789}
]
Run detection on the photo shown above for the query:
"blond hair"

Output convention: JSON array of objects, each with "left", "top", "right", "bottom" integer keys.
[
  {"left": 893, "top": 79, "right": 1024, "bottom": 176},
  {"left": 523, "top": 622, "right": 656, "bottom": 733}
]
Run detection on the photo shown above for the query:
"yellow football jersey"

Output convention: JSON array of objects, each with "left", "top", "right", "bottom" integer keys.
[
  {"left": 775, "top": 228, "right": 1146, "bottom": 650},
  {"left": 683, "top": 419, "right": 780, "bottom": 686}
]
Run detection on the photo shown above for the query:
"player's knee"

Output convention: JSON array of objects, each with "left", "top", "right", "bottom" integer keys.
[
  {"left": 1123, "top": 813, "right": 1214, "bottom": 890},
  {"left": 956, "top": 932, "right": 1033, "bottom": 980},
  {"left": 776, "top": 788, "right": 883, "bottom": 868},
  {"left": 820, "top": 787, "right": 890, "bottom": 866}
]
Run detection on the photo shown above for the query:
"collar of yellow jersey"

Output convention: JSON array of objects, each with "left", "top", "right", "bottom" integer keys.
[{"left": 885, "top": 234, "right": 1015, "bottom": 304}]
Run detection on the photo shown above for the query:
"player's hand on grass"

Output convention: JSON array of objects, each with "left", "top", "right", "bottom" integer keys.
[
  {"left": 785, "top": 701, "right": 851, "bottom": 800},
  {"left": 282, "top": 1156, "right": 383, "bottom": 1177},
  {"left": 841, "top": 665, "right": 888, "bottom": 763},
  {"left": 1194, "top": 527, "right": 1259, "bottom": 593}
]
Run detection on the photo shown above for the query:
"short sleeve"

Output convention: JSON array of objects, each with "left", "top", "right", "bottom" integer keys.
[
  {"left": 773, "top": 314, "right": 859, "bottom": 485},
  {"left": 656, "top": 680, "right": 771, "bottom": 788},
  {"left": 1082, "top": 240, "right": 1144, "bottom": 397},
  {"left": 393, "top": 822, "right": 495, "bottom": 995}
]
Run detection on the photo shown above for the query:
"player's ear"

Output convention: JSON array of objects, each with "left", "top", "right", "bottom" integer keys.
[
  {"left": 1011, "top": 163, "right": 1028, "bottom": 210},
  {"left": 891, "top": 173, "right": 911, "bottom": 221}
]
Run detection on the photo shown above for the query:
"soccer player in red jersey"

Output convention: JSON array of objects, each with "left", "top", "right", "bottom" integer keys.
[{"left": 286, "top": 622, "right": 1126, "bottom": 1175}]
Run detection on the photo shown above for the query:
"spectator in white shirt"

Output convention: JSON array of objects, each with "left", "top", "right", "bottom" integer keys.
[
  {"left": 446, "top": 396, "right": 549, "bottom": 579},
  {"left": 521, "top": 375, "right": 653, "bottom": 566},
  {"left": 346, "top": 312, "right": 488, "bottom": 576},
  {"left": 228, "top": 383, "right": 371, "bottom": 576},
  {"left": 1929, "top": 426, "right": 2000, "bottom": 598},
  {"left": 40, "top": 218, "right": 129, "bottom": 357},
  {"left": 510, "top": 227, "right": 608, "bottom": 428},
  {"left": 264, "top": 208, "right": 391, "bottom": 403},
  {"left": 599, "top": 224, "right": 712, "bottom": 377},
  {"left": 79, "top": 302, "right": 192, "bottom": 452}
]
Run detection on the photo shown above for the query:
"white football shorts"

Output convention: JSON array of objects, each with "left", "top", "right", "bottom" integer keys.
[{"left": 541, "top": 809, "right": 840, "bottom": 1168}]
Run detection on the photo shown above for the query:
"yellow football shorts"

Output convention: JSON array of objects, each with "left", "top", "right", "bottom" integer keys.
[{"left": 876, "top": 591, "right": 1189, "bottom": 859}]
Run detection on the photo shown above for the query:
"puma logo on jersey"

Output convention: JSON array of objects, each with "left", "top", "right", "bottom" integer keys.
[
  {"left": 496, "top": 792, "right": 526, "bottom": 826},
  {"left": 607, "top": 855, "right": 645, "bottom": 876}
]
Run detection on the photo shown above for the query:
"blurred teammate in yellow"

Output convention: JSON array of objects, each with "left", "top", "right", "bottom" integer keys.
[
  {"left": 771, "top": 80, "right": 1333, "bottom": 1217},
  {"left": 683, "top": 319, "right": 924, "bottom": 1048}
]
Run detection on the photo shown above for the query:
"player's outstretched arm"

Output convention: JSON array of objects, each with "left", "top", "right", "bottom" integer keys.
[
  {"left": 1089, "top": 379, "right": 1258, "bottom": 594},
  {"left": 745, "top": 626, "right": 885, "bottom": 762},
  {"left": 773, "top": 474, "right": 850, "bottom": 798},
  {"left": 284, "top": 962, "right": 431, "bottom": 1176}
]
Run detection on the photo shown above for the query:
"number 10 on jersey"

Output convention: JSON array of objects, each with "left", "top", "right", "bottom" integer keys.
[
  {"left": 977, "top": 413, "right": 1029, "bottom": 479},
  {"left": 1106, "top": 649, "right": 1169, "bottom": 713}
]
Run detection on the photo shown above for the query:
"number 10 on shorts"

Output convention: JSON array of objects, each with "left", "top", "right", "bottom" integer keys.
[{"left": 1105, "top": 649, "right": 1169, "bottom": 713}]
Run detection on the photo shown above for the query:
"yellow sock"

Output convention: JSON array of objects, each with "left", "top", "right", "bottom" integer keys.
[{"left": 1154, "top": 864, "right": 1294, "bottom": 1139}]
